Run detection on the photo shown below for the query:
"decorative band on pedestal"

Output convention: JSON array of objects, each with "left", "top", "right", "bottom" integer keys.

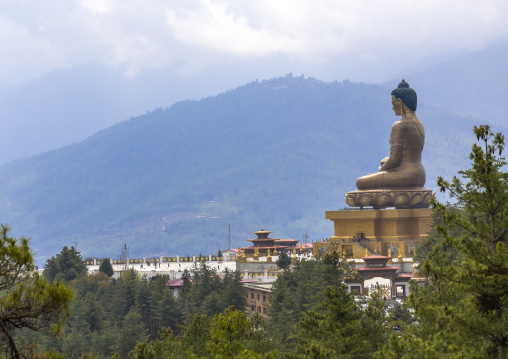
[{"left": 345, "top": 187, "right": 434, "bottom": 208}]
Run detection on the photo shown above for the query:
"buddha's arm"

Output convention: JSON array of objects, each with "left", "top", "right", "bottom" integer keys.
[{"left": 380, "top": 123, "right": 403, "bottom": 171}]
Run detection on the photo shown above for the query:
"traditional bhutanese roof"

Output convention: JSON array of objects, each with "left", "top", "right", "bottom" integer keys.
[
  {"left": 241, "top": 245, "right": 292, "bottom": 250},
  {"left": 357, "top": 266, "right": 400, "bottom": 271},
  {"left": 252, "top": 226, "right": 273, "bottom": 235},
  {"left": 247, "top": 238, "right": 299, "bottom": 244}
]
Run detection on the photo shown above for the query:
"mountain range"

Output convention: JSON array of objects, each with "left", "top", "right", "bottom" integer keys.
[{"left": 1, "top": 41, "right": 508, "bottom": 264}]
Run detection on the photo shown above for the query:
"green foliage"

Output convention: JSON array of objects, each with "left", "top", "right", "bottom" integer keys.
[
  {"left": 44, "top": 246, "right": 88, "bottom": 282},
  {"left": 379, "top": 125, "right": 508, "bottom": 358},
  {"left": 275, "top": 251, "right": 292, "bottom": 270},
  {"left": 179, "top": 262, "right": 246, "bottom": 319},
  {"left": 99, "top": 258, "right": 114, "bottom": 277},
  {"left": 117, "top": 308, "right": 149, "bottom": 358},
  {"left": 268, "top": 255, "right": 361, "bottom": 352},
  {"left": 128, "top": 308, "right": 275, "bottom": 359},
  {"left": 18, "top": 261, "right": 247, "bottom": 358},
  {"left": 207, "top": 306, "right": 250, "bottom": 357},
  {"left": 296, "top": 285, "right": 387, "bottom": 357},
  {"left": 0, "top": 225, "right": 73, "bottom": 359}
]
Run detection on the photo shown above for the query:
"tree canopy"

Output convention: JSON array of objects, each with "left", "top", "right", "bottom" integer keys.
[
  {"left": 378, "top": 125, "right": 508, "bottom": 359},
  {"left": 44, "top": 245, "right": 88, "bottom": 282},
  {"left": 98, "top": 258, "right": 114, "bottom": 277},
  {"left": 0, "top": 225, "right": 73, "bottom": 359}
]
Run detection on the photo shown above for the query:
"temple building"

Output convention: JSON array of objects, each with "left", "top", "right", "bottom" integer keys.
[
  {"left": 235, "top": 227, "right": 312, "bottom": 284},
  {"left": 240, "top": 227, "right": 301, "bottom": 257}
]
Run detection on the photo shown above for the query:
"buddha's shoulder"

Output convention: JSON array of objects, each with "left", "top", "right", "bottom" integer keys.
[{"left": 390, "top": 120, "right": 405, "bottom": 131}]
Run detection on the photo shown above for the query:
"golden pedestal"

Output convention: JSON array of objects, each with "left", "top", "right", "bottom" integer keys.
[{"left": 314, "top": 208, "right": 432, "bottom": 258}]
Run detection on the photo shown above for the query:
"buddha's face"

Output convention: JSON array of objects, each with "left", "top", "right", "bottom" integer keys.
[{"left": 391, "top": 95, "right": 403, "bottom": 116}]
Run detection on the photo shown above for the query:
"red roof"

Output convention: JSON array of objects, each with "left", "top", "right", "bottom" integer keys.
[
  {"left": 393, "top": 273, "right": 412, "bottom": 279},
  {"left": 240, "top": 279, "right": 258, "bottom": 283},
  {"left": 241, "top": 245, "right": 292, "bottom": 250},
  {"left": 166, "top": 278, "right": 184, "bottom": 287},
  {"left": 357, "top": 266, "right": 399, "bottom": 271}
]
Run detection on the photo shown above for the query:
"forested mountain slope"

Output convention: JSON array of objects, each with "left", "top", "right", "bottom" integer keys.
[{"left": 0, "top": 75, "right": 496, "bottom": 262}]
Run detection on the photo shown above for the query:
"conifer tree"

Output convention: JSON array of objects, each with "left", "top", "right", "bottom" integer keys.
[
  {"left": 98, "top": 258, "right": 114, "bottom": 277},
  {"left": 44, "top": 245, "right": 88, "bottom": 282},
  {"left": 378, "top": 125, "right": 508, "bottom": 358},
  {"left": 116, "top": 308, "right": 149, "bottom": 358},
  {"left": 0, "top": 225, "right": 73, "bottom": 358}
]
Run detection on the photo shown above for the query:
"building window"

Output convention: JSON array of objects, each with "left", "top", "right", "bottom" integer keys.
[
  {"left": 251, "top": 305, "right": 255, "bottom": 311},
  {"left": 350, "top": 286, "right": 361, "bottom": 293},
  {"left": 263, "top": 307, "right": 267, "bottom": 314},
  {"left": 251, "top": 293, "right": 254, "bottom": 299},
  {"left": 257, "top": 294, "right": 260, "bottom": 300},
  {"left": 263, "top": 295, "right": 266, "bottom": 302},
  {"left": 258, "top": 306, "right": 261, "bottom": 313}
]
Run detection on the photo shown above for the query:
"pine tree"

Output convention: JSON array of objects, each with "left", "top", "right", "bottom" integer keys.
[
  {"left": 44, "top": 245, "right": 88, "bottom": 282},
  {"left": 98, "top": 258, "right": 114, "bottom": 277},
  {"left": 378, "top": 125, "right": 508, "bottom": 358},
  {"left": 0, "top": 225, "right": 73, "bottom": 358},
  {"left": 116, "top": 308, "right": 149, "bottom": 358},
  {"left": 276, "top": 251, "right": 292, "bottom": 270}
]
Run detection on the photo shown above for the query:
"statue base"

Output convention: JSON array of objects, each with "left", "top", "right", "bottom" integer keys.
[
  {"left": 316, "top": 207, "right": 433, "bottom": 259},
  {"left": 345, "top": 187, "right": 434, "bottom": 208}
]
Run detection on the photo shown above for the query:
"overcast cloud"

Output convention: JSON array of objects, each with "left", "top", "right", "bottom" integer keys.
[{"left": 2, "top": 0, "right": 508, "bottom": 88}]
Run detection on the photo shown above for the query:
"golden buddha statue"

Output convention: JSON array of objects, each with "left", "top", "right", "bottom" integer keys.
[
  {"left": 345, "top": 80, "right": 434, "bottom": 208},
  {"left": 254, "top": 246, "right": 260, "bottom": 260},
  {"left": 357, "top": 80, "right": 425, "bottom": 189}
]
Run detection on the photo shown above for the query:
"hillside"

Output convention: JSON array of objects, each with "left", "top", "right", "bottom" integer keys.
[
  {"left": 2, "top": 39, "right": 508, "bottom": 166},
  {"left": 0, "top": 75, "right": 497, "bottom": 263}
]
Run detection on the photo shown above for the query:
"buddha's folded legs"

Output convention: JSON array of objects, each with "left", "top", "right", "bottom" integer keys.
[{"left": 356, "top": 168, "right": 426, "bottom": 190}]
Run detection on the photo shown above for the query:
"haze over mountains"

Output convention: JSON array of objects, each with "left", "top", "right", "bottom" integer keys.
[
  {"left": 0, "top": 42, "right": 507, "bottom": 264},
  {"left": 2, "top": 39, "right": 508, "bottom": 166}
]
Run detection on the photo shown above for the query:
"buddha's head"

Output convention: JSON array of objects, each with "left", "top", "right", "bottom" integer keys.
[{"left": 391, "top": 79, "right": 417, "bottom": 116}]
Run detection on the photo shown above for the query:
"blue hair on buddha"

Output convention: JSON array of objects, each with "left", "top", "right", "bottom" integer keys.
[{"left": 391, "top": 79, "right": 417, "bottom": 111}]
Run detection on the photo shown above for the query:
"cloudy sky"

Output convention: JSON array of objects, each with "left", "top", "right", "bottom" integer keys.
[
  {"left": 2, "top": 0, "right": 508, "bottom": 88},
  {"left": 0, "top": 0, "right": 507, "bottom": 164}
]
